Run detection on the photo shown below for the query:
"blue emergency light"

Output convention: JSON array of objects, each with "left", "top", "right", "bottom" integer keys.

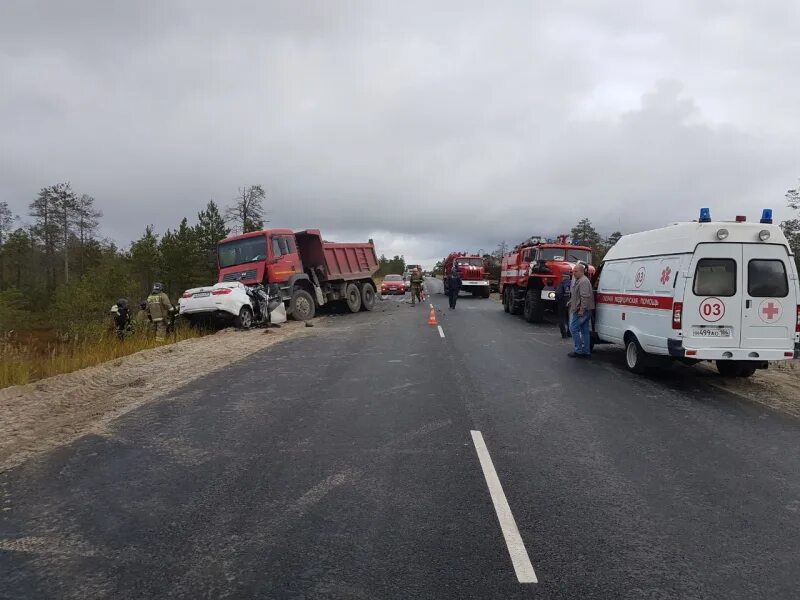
[
  {"left": 699, "top": 208, "right": 711, "bottom": 223},
  {"left": 760, "top": 208, "right": 773, "bottom": 224}
]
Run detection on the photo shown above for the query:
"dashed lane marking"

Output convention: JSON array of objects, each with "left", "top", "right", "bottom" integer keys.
[
  {"left": 470, "top": 430, "right": 538, "bottom": 584},
  {"left": 437, "top": 325, "right": 445, "bottom": 338}
]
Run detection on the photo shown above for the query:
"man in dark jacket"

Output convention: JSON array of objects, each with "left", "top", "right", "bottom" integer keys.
[
  {"left": 447, "top": 269, "right": 462, "bottom": 309},
  {"left": 554, "top": 272, "right": 572, "bottom": 339}
]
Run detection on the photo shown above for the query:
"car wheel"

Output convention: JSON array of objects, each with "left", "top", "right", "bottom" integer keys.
[
  {"left": 361, "top": 283, "right": 376, "bottom": 311},
  {"left": 235, "top": 306, "right": 253, "bottom": 329},
  {"left": 290, "top": 289, "right": 315, "bottom": 321},
  {"left": 625, "top": 335, "right": 648, "bottom": 374},
  {"left": 345, "top": 283, "right": 362, "bottom": 313}
]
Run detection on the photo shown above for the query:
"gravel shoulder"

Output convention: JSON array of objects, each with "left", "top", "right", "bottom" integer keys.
[{"left": 0, "top": 321, "right": 313, "bottom": 472}]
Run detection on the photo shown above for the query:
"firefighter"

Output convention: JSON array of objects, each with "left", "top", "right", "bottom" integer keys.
[
  {"left": 410, "top": 267, "right": 424, "bottom": 306},
  {"left": 447, "top": 268, "right": 462, "bottom": 310},
  {"left": 110, "top": 298, "right": 132, "bottom": 340},
  {"left": 146, "top": 282, "right": 174, "bottom": 341},
  {"left": 555, "top": 272, "right": 572, "bottom": 339}
]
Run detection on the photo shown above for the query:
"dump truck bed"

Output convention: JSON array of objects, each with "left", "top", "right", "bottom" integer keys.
[{"left": 295, "top": 229, "right": 379, "bottom": 282}]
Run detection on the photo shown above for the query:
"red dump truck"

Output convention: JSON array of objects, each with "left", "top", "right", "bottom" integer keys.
[
  {"left": 216, "top": 228, "right": 379, "bottom": 320},
  {"left": 443, "top": 252, "right": 491, "bottom": 298}
]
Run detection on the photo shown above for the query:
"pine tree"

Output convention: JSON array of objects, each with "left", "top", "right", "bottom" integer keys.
[
  {"left": 195, "top": 200, "right": 230, "bottom": 281},
  {"left": 0, "top": 202, "right": 16, "bottom": 289},
  {"left": 29, "top": 184, "right": 63, "bottom": 290},
  {"left": 159, "top": 218, "right": 202, "bottom": 297},
  {"left": 73, "top": 194, "right": 102, "bottom": 277},
  {"left": 128, "top": 226, "right": 160, "bottom": 297}
]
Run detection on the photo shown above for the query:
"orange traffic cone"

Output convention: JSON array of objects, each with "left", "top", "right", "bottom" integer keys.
[{"left": 428, "top": 307, "right": 438, "bottom": 326}]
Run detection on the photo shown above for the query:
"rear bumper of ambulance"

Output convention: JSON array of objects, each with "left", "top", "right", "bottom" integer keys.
[{"left": 668, "top": 338, "right": 798, "bottom": 361}]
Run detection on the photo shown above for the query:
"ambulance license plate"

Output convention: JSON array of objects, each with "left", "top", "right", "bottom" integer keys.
[
  {"left": 692, "top": 327, "right": 732, "bottom": 338},
  {"left": 193, "top": 292, "right": 210, "bottom": 298}
]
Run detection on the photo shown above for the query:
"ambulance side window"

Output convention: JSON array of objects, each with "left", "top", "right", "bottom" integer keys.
[
  {"left": 599, "top": 263, "right": 624, "bottom": 291},
  {"left": 748, "top": 260, "right": 788, "bottom": 297},
  {"left": 693, "top": 259, "right": 736, "bottom": 297}
]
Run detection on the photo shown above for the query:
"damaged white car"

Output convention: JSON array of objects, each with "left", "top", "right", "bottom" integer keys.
[{"left": 179, "top": 281, "right": 287, "bottom": 328}]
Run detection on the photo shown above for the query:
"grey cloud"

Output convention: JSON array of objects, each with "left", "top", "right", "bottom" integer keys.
[{"left": 1, "top": 1, "right": 798, "bottom": 267}]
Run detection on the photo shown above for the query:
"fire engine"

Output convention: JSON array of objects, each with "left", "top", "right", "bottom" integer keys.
[
  {"left": 443, "top": 252, "right": 491, "bottom": 298},
  {"left": 500, "top": 236, "right": 594, "bottom": 322}
]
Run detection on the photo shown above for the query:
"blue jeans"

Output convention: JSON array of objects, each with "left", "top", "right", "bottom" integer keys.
[{"left": 570, "top": 311, "right": 592, "bottom": 355}]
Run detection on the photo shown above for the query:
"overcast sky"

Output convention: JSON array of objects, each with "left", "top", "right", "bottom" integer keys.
[{"left": 2, "top": 1, "right": 799, "bottom": 268}]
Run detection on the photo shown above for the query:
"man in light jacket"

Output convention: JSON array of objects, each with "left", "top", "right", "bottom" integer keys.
[{"left": 568, "top": 263, "right": 594, "bottom": 358}]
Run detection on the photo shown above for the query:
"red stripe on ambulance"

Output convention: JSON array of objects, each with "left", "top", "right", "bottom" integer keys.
[{"left": 596, "top": 293, "right": 674, "bottom": 310}]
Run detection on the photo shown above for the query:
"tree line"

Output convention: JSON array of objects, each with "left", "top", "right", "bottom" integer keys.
[{"left": 0, "top": 183, "right": 267, "bottom": 334}]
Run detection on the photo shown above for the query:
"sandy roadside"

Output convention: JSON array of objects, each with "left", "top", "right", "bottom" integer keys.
[{"left": 0, "top": 320, "right": 314, "bottom": 473}]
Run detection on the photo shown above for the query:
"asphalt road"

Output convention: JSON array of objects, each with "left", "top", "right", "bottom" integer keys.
[{"left": 2, "top": 289, "right": 800, "bottom": 599}]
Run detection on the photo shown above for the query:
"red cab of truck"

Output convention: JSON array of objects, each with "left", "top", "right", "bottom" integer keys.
[
  {"left": 217, "top": 229, "right": 379, "bottom": 320},
  {"left": 443, "top": 252, "right": 491, "bottom": 298},
  {"left": 500, "top": 238, "right": 594, "bottom": 322}
]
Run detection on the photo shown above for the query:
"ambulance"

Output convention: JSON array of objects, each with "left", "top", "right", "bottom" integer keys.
[{"left": 594, "top": 209, "right": 800, "bottom": 376}]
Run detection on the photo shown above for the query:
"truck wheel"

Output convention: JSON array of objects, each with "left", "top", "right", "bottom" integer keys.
[
  {"left": 523, "top": 289, "right": 544, "bottom": 323},
  {"left": 235, "top": 306, "right": 253, "bottom": 329},
  {"left": 510, "top": 288, "right": 523, "bottom": 315},
  {"left": 624, "top": 335, "right": 647, "bottom": 374},
  {"left": 503, "top": 289, "right": 510, "bottom": 313},
  {"left": 345, "top": 283, "right": 362, "bottom": 313},
  {"left": 483, "top": 287, "right": 491, "bottom": 299},
  {"left": 290, "top": 289, "right": 315, "bottom": 321},
  {"left": 361, "top": 283, "right": 376, "bottom": 311}
]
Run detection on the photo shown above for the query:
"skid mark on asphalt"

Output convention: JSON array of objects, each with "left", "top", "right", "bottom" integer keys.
[{"left": 293, "top": 468, "right": 363, "bottom": 513}]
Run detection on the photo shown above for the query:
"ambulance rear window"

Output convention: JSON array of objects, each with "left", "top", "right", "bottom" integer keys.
[
  {"left": 693, "top": 259, "right": 736, "bottom": 297},
  {"left": 748, "top": 260, "right": 788, "bottom": 297}
]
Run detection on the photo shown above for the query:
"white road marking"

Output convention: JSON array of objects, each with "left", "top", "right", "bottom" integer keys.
[
  {"left": 430, "top": 303, "right": 434, "bottom": 309},
  {"left": 470, "top": 430, "right": 538, "bottom": 584},
  {"left": 437, "top": 325, "right": 445, "bottom": 338}
]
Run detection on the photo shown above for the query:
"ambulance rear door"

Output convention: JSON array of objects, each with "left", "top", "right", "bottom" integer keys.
[
  {"left": 740, "top": 245, "right": 796, "bottom": 350},
  {"left": 683, "top": 243, "right": 742, "bottom": 348}
]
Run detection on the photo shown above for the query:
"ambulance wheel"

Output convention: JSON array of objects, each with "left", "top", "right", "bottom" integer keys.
[
  {"left": 503, "top": 289, "right": 510, "bottom": 313},
  {"left": 523, "top": 289, "right": 544, "bottom": 323},
  {"left": 235, "top": 306, "right": 253, "bottom": 329},
  {"left": 717, "top": 361, "right": 755, "bottom": 378},
  {"left": 737, "top": 364, "right": 756, "bottom": 378},
  {"left": 290, "top": 290, "right": 315, "bottom": 321},
  {"left": 624, "top": 335, "right": 647, "bottom": 374},
  {"left": 345, "top": 283, "right": 362, "bottom": 313},
  {"left": 361, "top": 283, "right": 376, "bottom": 311}
]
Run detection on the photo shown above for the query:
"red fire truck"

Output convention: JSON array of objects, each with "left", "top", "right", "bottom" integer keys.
[
  {"left": 215, "top": 229, "right": 379, "bottom": 320},
  {"left": 443, "top": 252, "right": 491, "bottom": 298},
  {"left": 500, "top": 237, "right": 594, "bottom": 322}
]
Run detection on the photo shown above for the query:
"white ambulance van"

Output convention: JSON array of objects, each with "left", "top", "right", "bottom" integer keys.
[{"left": 594, "top": 209, "right": 799, "bottom": 376}]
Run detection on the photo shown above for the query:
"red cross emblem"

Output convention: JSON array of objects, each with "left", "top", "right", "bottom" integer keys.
[
  {"left": 660, "top": 266, "right": 672, "bottom": 285},
  {"left": 762, "top": 302, "right": 779, "bottom": 319},
  {"left": 758, "top": 299, "right": 781, "bottom": 323}
]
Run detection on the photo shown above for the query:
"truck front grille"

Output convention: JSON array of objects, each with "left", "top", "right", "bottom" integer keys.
[{"left": 222, "top": 269, "right": 257, "bottom": 282}]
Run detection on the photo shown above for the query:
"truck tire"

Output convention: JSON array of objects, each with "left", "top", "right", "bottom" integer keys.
[
  {"left": 503, "top": 289, "right": 510, "bottom": 313},
  {"left": 510, "top": 287, "right": 523, "bottom": 315},
  {"left": 361, "top": 282, "right": 376, "bottom": 311},
  {"left": 624, "top": 335, "right": 648, "bottom": 374},
  {"left": 483, "top": 287, "right": 491, "bottom": 299},
  {"left": 235, "top": 306, "right": 253, "bottom": 329},
  {"left": 345, "top": 283, "right": 362, "bottom": 313},
  {"left": 290, "top": 289, "right": 315, "bottom": 321},
  {"left": 523, "top": 289, "right": 544, "bottom": 323}
]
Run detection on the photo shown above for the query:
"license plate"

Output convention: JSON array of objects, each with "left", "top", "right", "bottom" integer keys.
[
  {"left": 193, "top": 292, "right": 210, "bottom": 298},
  {"left": 692, "top": 327, "right": 732, "bottom": 338}
]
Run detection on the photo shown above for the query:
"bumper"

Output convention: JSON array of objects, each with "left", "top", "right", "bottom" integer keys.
[
  {"left": 668, "top": 338, "right": 796, "bottom": 361},
  {"left": 461, "top": 280, "right": 490, "bottom": 288},
  {"left": 381, "top": 288, "right": 406, "bottom": 295}
]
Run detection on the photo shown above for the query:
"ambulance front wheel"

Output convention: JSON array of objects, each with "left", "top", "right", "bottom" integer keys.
[{"left": 624, "top": 334, "right": 647, "bottom": 374}]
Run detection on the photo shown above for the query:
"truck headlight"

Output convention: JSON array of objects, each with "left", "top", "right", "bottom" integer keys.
[{"left": 548, "top": 292, "right": 556, "bottom": 299}]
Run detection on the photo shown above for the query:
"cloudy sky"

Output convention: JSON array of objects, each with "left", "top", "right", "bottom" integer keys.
[{"left": 2, "top": 1, "right": 799, "bottom": 268}]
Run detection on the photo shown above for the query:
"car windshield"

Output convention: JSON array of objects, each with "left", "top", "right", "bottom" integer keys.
[
  {"left": 218, "top": 237, "right": 268, "bottom": 268},
  {"left": 455, "top": 258, "right": 483, "bottom": 267},
  {"left": 385, "top": 275, "right": 402, "bottom": 281}
]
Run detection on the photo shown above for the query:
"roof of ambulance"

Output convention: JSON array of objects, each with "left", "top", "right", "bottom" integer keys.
[{"left": 603, "top": 221, "right": 790, "bottom": 262}]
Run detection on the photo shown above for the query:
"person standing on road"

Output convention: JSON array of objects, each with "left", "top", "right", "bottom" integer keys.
[
  {"left": 447, "top": 268, "right": 462, "bottom": 310},
  {"left": 568, "top": 263, "right": 594, "bottom": 358},
  {"left": 410, "top": 267, "right": 424, "bottom": 306},
  {"left": 555, "top": 272, "right": 572, "bottom": 339},
  {"left": 146, "top": 282, "right": 174, "bottom": 342}
]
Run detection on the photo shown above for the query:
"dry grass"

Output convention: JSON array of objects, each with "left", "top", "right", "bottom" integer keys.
[{"left": 0, "top": 323, "right": 205, "bottom": 389}]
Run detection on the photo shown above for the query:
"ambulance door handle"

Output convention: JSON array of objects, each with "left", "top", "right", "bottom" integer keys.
[{"left": 745, "top": 299, "right": 752, "bottom": 309}]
